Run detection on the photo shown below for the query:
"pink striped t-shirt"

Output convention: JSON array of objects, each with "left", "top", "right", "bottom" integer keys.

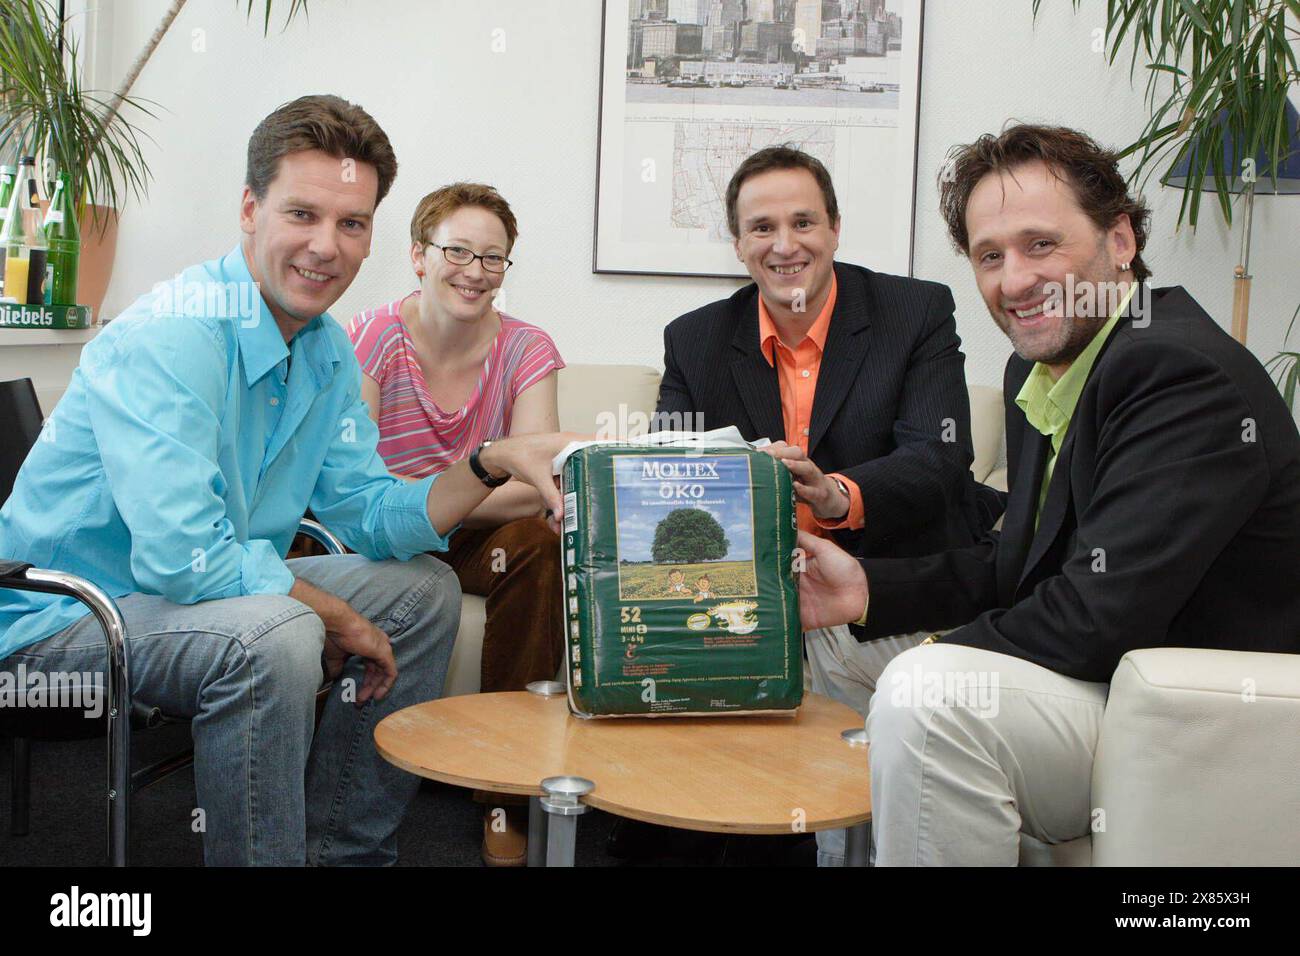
[{"left": 347, "top": 293, "right": 564, "bottom": 479}]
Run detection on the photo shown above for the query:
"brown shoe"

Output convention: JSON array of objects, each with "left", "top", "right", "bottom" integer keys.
[{"left": 482, "top": 803, "right": 528, "bottom": 867}]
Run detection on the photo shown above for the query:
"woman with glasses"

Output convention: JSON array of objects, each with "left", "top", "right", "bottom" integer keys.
[{"left": 347, "top": 183, "right": 564, "bottom": 866}]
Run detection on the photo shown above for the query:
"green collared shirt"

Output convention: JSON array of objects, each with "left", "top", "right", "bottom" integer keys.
[{"left": 1014, "top": 284, "right": 1136, "bottom": 526}]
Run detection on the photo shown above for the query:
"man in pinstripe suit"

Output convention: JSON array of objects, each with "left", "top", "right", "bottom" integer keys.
[{"left": 651, "top": 146, "right": 1000, "bottom": 865}]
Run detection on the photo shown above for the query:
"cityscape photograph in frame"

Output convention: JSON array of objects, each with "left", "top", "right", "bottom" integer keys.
[{"left": 594, "top": 0, "right": 925, "bottom": 277}]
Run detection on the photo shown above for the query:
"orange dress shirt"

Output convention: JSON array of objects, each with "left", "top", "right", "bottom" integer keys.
[{"left": 757, "top": 274, "right": 865, "bottom": 537}]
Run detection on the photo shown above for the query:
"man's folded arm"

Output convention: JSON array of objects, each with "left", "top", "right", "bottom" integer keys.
[
  {"left": 83, "top": 316, "right": 294, "bottom": 604},
  {"left": 939, "top": 345, "right": 1269, "bottom": 682},
  {"left": 839, "top": 284, "right": 977, "bottom": 549},
  {"left": 307, "top": 386, "right": 453, "bottom": 561}
]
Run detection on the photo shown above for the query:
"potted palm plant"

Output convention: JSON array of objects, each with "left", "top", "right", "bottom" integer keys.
[
  {"left": 0, "top": 0, "right": 309, "bottom": 321},
  {"left": 0, "top": 0, "right": 152, "bottom": 319}
]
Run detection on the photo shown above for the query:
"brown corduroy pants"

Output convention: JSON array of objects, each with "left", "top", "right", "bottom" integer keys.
[{"left": 435, "top": 516, "right": 565, "bottom": 694}]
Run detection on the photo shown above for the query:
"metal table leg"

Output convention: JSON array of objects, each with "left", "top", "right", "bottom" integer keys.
[
  {"left": 840, "top": 725, "right": 871, "bottom": 867},
  {"left": 545, "top": 814, "right": 581, "bottom": 867},
  {"left": 524, "top": 679, "right": 566, "bottom": 868},
  {"left": 846, "top": 821, "right": 872, "bottom": 867},
  {"left": 527, "top": 796, "right": 549, "bottom": 868},
  {"left": 539, "top": 775, "right": 594, "bottom": 867}
]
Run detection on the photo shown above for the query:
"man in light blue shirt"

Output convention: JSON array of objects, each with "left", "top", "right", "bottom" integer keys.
[{"left": 0, "top": 95, "right": 570, "bottom": 865}]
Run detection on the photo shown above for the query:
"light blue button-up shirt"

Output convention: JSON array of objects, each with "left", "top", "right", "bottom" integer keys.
[{"left": 0, "top": 245, "right": 452, "bottom": 659}]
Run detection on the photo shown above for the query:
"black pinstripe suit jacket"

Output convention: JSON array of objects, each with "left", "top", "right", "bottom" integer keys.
[{"left": 655, "top": 261, "right": 994, "bottom": 560}]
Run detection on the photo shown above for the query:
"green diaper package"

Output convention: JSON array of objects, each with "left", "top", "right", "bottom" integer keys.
[{"left": 559, "top": 439, "right": 802, "bottom": 718}]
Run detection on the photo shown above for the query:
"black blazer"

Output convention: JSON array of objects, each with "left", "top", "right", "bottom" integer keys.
[
  {"left": 656, "top": 261, "right": 995, "bottom": 559},
  {"left": 858, "top": 286, "right": 1300, "bottom": 681}
]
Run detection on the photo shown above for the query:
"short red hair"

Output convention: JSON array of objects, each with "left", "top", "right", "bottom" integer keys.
[{"left": 409, "top": 182, "right": 518, "bottom": 252}]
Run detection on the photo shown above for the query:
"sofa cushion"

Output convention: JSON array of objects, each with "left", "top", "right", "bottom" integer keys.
[
  {"left": 968, "top": 384, "right": 1002, "bottom": 483},
  {"left": 557, "top": 365, "right": 662, "bottom": 436},
  {"left": 443, "top": 594, "right": 487, "bottom": 698}
]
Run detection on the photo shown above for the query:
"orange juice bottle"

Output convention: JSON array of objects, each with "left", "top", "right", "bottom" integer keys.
[{"left": 0, "top": 156, "right": 47, "bottom": 305}]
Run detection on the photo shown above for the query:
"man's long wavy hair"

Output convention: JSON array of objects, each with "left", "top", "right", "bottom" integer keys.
[{"left": 938, "top": 123, "right": 1152, "bottom": 283}]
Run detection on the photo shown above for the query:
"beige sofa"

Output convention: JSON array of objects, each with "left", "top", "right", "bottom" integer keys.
[{"left": 446, "top": 364, "right": 1300, "bottom": 867}]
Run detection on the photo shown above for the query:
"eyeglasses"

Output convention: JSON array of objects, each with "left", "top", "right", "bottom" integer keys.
[{"left": 427, "top": 242, "right": 513, "bottom": 274}]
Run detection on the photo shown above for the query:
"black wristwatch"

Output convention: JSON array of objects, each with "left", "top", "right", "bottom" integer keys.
[{"left": 469, "top": 441, "right": 509, "bottom": 488}]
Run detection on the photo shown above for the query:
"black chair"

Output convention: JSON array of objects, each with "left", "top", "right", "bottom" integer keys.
[
  {"left": 0, "top": 378, "right": 42, "bottom": 507},
  {"left": 0, "top": 378, "right": 345, "bottom": 865}
]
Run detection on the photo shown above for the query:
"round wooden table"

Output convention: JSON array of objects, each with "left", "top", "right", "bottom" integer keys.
[{"left": 375, "top": 689, "right": 872, "bottom": 866}]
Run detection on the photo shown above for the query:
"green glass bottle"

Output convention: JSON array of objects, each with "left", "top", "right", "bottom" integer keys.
[
  {"left": 44, "top": 173, "right": 81, "bottom": 306},
  {"left": 0, "top": 166, "right": 11, "bottom": 302},
  {"left": 0, "top": 165, "right": 15, "bottom": 230}
]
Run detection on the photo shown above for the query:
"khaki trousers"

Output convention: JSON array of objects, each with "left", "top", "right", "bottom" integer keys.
[
  {"left": 804, "top": 625, "right": 928, "bottom": 865},
  {"left": 866, "top": 642, "right": 1108, "bottom": 866}
]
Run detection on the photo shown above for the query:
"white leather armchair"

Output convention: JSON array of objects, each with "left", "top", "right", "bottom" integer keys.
[{"left": 1023, "top": 648, "right": 1300, "bottom": 866}]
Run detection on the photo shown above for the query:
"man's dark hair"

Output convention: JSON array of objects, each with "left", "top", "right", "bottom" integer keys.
[
  {"left": 246, "top": 94, "right": 398, "bottom": 207},
  {"left": 938, "top": 123, "right": 1152, "bottom": 282},
  {"left": 725, "top": 145, "right": 839, "bottom": 238}
]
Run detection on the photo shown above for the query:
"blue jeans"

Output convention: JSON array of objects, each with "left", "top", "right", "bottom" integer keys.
[{"left": 3, "top": 553, "right": 459, "bottom": 865}]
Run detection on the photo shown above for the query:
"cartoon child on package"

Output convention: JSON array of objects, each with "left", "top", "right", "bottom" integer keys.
[{"left": 665, "top": 569, "right": 692, "bottom": 597}]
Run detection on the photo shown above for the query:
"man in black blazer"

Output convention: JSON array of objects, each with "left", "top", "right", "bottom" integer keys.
[
  {"left": 650, "top": 146, "right": 998, "bottom": 866},
  {"left": 658, "top": 260, "right": 998, "bottom": 556},
  {"left": 797, "top": 124, "right": 1300, "bottom": 865},
  {"left": 656, "top": 151, "right": 995, "bottom": 561}
]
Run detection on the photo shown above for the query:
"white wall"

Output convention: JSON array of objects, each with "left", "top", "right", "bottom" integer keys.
[{"left": 92, "top": 0, "right": 1299, "bottom": 389}]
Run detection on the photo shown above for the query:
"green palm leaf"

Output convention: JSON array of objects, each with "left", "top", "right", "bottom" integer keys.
[
  {"left": 0, "top": 0, "right": 154, "bottom": 215},
  {"left": 1, "top": 0, "right": 312, "bottom": 216},
  {"left": 1032, "top": 0, "right": 1298, "bottom": 230}
]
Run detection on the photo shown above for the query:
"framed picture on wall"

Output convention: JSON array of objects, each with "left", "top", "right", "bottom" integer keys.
[{"left": 594, "top": 0, "right": 926, "bottom": 278}]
